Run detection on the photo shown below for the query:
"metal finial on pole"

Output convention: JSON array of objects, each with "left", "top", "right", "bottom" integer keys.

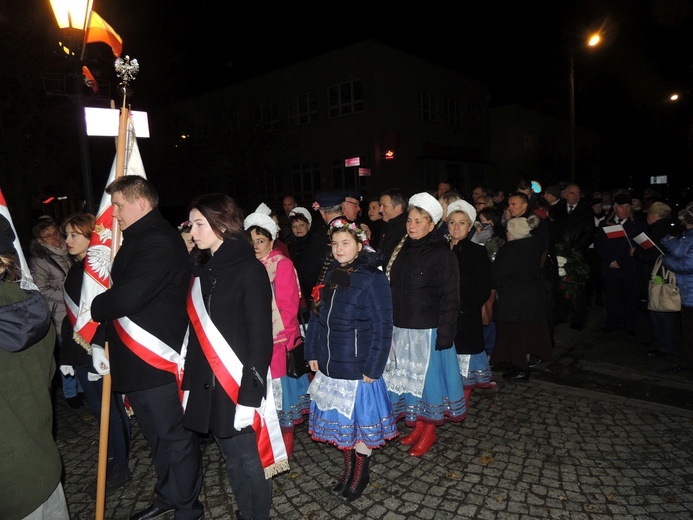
[{"left": 115, "top": 55, "right": 139, "bottom": 108}]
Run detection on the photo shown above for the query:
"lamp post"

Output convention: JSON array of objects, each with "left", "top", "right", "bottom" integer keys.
[
  {"left": 569, "top": 32, "right": 602, "bottom": 182},
  {"left": 49, "top": 0, "right": 94, "bottom": 214}
]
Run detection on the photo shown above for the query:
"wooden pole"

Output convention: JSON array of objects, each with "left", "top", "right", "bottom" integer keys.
[{"left": 94, "top": 96, "right": 130, "bottom": 520}]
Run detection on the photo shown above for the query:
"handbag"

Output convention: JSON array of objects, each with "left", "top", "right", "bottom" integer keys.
[
  {"left": 286, "top": 335, "right": 310, "bottom": 378},
  {"left": 481, "top": 289, "right": 497, "bottom": 326},
  {"left": 285, "top": 310, "right": 310, "bottom": 378},
  {"left": 647, "top": 255, "right": 681, "bottom": 312}
]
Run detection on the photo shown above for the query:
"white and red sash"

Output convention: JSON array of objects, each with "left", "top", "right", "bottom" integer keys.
[
  {"left": 112, "top": 316, "right": 186, "bottom": 401},
  {"left": 64, "top": 289, "right": 79, "bottom": 328},
  {"left": 187, "top": 277, "right": 289, "bottom": 478}
]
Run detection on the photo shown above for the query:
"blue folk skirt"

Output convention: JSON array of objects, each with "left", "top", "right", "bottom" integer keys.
[
  {"left": 384, "top": 327, "right": 467, "bottom": 427},
  {"left": 308, "top": 372, "right": 398, "bottom": 450}
]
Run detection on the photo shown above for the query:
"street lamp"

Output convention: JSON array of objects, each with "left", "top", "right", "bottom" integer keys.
[
  {"left": 569, "top": 31, "right": 602, "bottom": 182},
  {"left": 49, "top": 0, "right": 94, "bottom": 214}
]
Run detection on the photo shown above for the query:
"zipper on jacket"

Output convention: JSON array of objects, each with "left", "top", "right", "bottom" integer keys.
[
  {"left": 325, "top": 290, "right": 337, "bottom": 375},
  {"left": 354, "top": 328, "right": 358, "bottom": 357}
]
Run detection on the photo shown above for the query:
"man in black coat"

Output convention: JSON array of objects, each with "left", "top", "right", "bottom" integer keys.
[
  {"left": 377, "top": 188, "right": 408, "bottom": 268},
  {"left": 594, "top": 192, "right": 647, "bottom": 337},
  {"left": 90, "top": 176, "right": 203, "bottom": 520}
]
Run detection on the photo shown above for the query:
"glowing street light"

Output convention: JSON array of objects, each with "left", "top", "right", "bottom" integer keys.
[
  {"left": 49, "top": 0, "right": 95, "bottom": 213},
  {"left": 569, "top": 31, "right": 603, "bottom": 182}
]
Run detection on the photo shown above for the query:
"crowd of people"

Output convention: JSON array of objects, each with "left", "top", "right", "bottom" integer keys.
[{"left": 2, "top": 175, "right": 693, "bottom": 519}]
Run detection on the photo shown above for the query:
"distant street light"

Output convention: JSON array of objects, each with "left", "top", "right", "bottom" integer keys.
[
  {"left": 49, "top": 0, "right": 94, "bottom": 214},
  {"left": 569, "top": 31, "right": 602, "bottom": 182}
]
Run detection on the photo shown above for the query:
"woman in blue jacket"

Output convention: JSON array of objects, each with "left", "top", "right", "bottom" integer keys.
[
  {"left": 661, "top": 202, "right": 693, "bottom": 372},
  {"left": 305, "top": 218, "right": 397, "bottom": 502}
]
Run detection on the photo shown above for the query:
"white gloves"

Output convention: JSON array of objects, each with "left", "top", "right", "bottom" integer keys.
[
  {"left": 91, "top": 345, "right": 110, "bottom": 375},
  {"left": 87, "top": 372, "right": 102, "bottom": 382},
  {"left": 233, "top": 404, "right": 256, "bottom": 431},
  {"left": 59, "top": 365, "right": 75, "bottom": 376}
]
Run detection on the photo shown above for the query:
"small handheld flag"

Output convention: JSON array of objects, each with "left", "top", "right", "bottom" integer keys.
[{"left": 603, "top": 224, "right": 626, "bottom": 239}]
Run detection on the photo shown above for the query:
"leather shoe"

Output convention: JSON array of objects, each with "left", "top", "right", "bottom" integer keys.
[
  {"left": 503, "top": 370, "right": 530, "bottom": 383},
  {"left": 129, "top": 504, "right": 175, "bottom": 520}
]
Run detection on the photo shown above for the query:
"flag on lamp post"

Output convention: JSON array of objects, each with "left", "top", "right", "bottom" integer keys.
[
  {"left": 85, "top": 10, "right": 123, "bottom": 57},
  {"left": 73, "top": 122, "right": 145, "bottom": 347},
  {"left": 0, "top": 188, "right": 37, "bottom": 290}
]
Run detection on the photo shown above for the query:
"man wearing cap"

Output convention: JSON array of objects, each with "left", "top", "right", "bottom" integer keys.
[
  {"left": 633, "top": 202, "right": 677, "bottom": 356},
  {"left": 378, "top": 188, "right": 408, "bottom": 267},
  {"left": 341, "top": 189, "right": 362, "bottom": 224},
  {"left": 594, "top": 191, "right": 647, "bottom": 336},
  {"left": 661, "top": 202, "right": 693, "bottom": 373},
  {"left": 549, "top": 183, "right": 594, "bottom": 330},
  {"left": 542, "top": 185, "right": 562, "bottom": 207}
]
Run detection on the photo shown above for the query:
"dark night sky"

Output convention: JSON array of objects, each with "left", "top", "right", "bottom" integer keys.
[{"left": 36, "top": 0, "right": 693, "bottom": 190}]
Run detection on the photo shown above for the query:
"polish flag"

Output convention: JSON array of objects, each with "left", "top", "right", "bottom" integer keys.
[
  {"left": 633, "top": 232, "right": 655, "bottom": 249},
  {"left": 603, "top": 224, "right": 626, "bottom": 239},
  {"left": 73, "top": 122, "right": 146, "bottom": 347},
  {"left": 0, "top": 188, "right": 37, "bottom": 290},
  {"left": 85, "top": 10, "right": 123, "bottom": 57}
]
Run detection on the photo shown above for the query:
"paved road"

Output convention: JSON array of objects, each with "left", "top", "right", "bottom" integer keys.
[{"left": 57, "top": 372, "right": 693, "bottom": 519}]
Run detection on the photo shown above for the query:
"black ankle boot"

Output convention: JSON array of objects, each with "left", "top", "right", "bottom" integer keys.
[
  {"left": 332, "top": 449, "right": 355, "bottom": 495},
  {"left": 342, "top": 452, "right": 370, "bottom": 502}
]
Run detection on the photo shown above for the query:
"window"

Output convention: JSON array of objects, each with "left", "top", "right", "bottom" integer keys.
[
  {"left": 291, "top": 162, "right": 321, "bottom": 199},
  {"left": 288, "top": 91, "right": 318, "bottom": 127},
  {"left": 419, "top": 91, "right": 439, "bottom": 123},
  {"left": 331, "top": 159, "right": 359, "bottom": 189},
  {"left": 253, "top": 102, "right": 279, "bottom": 132},
  {"left": 444, "top": 98, "right": 463, "bottom": 127},
  {"left": 328, "top": 80, "right": 364, "bottom": 118}
]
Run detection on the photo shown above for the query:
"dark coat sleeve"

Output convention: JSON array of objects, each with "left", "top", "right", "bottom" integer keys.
[{"left": 435, "top": 247, "right": 460, "bottom": 348}]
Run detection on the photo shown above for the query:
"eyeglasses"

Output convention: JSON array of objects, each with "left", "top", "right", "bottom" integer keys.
[{"left": 40, "top": 230, "right": 61, "bottom": 240}]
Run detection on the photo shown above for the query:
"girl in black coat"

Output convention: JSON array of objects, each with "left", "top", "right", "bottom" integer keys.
[{"left": 183, "top": 194, "right": 287, "bottom": 520}]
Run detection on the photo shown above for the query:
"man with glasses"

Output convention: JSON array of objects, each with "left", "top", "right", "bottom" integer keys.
[{"left": 29, "top": 217, "right": 83, "bottom": 408}]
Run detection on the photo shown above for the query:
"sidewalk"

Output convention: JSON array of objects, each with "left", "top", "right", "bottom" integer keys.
[
  {"left": 534, "top": 301, "right": 693, "bottom": 412},
  {"left": 56, "top": 315, "right": 693, "bottom": 520}
]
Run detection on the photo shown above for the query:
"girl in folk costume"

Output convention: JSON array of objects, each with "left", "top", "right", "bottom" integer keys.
[
  {"left": 244, "top": 203, "right": 310, "bottom": 458},
  {"left": 305, "top": 219, "right": 397, "bottom": 502},
  {"left": 183, "top": 194, "right": 288, "bottom": 520},
  {"left": 383, "top": 192, "right": 466, "bottom": 457}
]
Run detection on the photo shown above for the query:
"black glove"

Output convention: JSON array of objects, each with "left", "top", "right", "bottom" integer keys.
[{"left": 435, "top": 342, "right": 453, "bottom": 351}]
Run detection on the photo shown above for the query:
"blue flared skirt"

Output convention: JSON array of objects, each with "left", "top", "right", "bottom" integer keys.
[
  {"left": 308, "top": 375, "right": 398, "bottom": 450},
  {"left": 458, "top": 351, "right": 495, "bottom": 389},
  {"left": 277, "top": 373, "right": 311, "bottom": 431},
  {"left": 385, "top": 327, "right": 467, "bottom": 427}
]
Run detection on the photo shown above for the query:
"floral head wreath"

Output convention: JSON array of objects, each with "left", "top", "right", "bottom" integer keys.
[
  {"left": 329, "top": 218, "right": 368, "bottom": 245},
  {"left": 178, "top": 220, "right": 191, "bottom": 232}
]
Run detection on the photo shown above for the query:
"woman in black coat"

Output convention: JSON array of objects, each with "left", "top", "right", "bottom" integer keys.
[
  {"left": 183, "top": 193, "right": 287, "bottom": 520},
  {"left": 490, "top": 215, "right": 553, "bottom": 382},
  {"left": 445, "top": 200, "right": 494, "bottom": 404}
]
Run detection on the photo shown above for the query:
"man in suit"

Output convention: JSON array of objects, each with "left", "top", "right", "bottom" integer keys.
[
  {"left": 90, "top": 176, "right": 204, "bottom": 520},
  {"left": 549, "top": 183, "right": 595, "bottom": 329}
]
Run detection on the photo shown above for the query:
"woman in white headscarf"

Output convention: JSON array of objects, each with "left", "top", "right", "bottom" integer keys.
[
  {"left": 446, "top": 200, "right": 495, "bottom": 406},
  {"left": 383, "top": 192, "right": 465, "bottom": 457},
  {"left": 244, "top": 203, "right": 310, "bottom": 458},
  {"left": 490, "top": 215, "right": 553, "bottom": 382}
]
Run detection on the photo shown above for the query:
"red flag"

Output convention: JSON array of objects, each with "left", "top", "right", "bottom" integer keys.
[
  {"left": 82, "top": 66, "right": 98, "bottom": 94},
  {"left": 603, "top": 224, "right": 626, "bottom": 239},
  {"left": 85, "top": 11, "right": 123, "bottom": 58},
  {"left": 74, "top": 122, "right": 146, "bottom": 346},
  {"left": 0, "top": 188, "right": 37, "bottom": 290}
]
